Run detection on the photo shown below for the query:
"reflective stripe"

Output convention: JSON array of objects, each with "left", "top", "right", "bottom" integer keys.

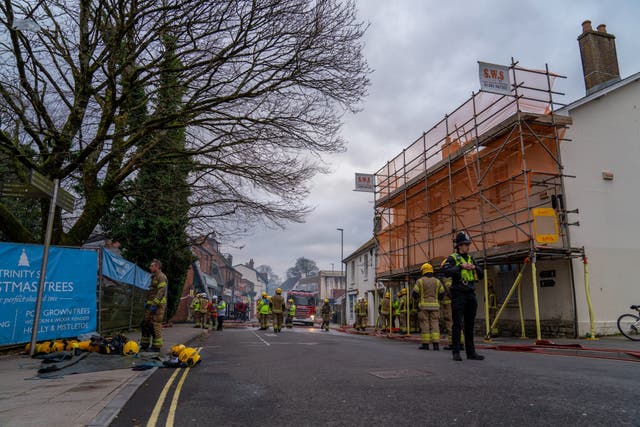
[
  {"left": 158, "top": 282, "right": 167, "bottom": 288},
  {"left": 453, "top": 253, "right": 478, "bottom": 282}
]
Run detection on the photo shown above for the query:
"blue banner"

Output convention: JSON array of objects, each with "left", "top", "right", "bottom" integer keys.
[
  {"left": 101, "top": 249, "right": 150, "bottom": 290},
  {"left": 0, "top": 242, "right": 98, "bottom": 345}
]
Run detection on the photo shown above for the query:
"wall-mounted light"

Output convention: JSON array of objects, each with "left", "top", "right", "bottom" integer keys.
[{"left": 602, "top": 170, "right": 614, "bottom": 181}]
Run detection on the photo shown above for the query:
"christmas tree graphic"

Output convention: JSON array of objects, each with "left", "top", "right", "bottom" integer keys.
[{"left": 18, "top": 249, "right": 30, "bottom": 267}]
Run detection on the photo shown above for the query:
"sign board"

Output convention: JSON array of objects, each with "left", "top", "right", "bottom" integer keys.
[
  {"left": 478, "top": 61, "right": 511, "bottom": 95},
  {"left": 533, "top": 208, "right": 559, "bottom": 244},
  {"left": 0, "top": 242, "right": 97, "bottom": 345},
  {"left": 354, "top": 173, "right": 375, "bottom": 193},
  {"left": 29, "top": 169, "right": 75, "bottom": 212}
]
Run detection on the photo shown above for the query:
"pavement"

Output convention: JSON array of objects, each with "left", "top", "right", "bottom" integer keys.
[
  {"left": 0, "top": 323, "right": 211, "bottom": 427},
  {"left": 1, "top": 322, "right": 638, "bottom": 427}
]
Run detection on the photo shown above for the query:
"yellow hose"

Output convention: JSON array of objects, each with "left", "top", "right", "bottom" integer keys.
[
  {"left": 583, "top": 256, "right": 598, "bottom": 340},
  {"left": 483, "top": 269, "right": 490, "bottom": 339},
  {"left": 518, "top": 276, "right": 526, "bottom": 339},
  {"left": 488, "top": 260, "right": 527, "bottom": 339}
]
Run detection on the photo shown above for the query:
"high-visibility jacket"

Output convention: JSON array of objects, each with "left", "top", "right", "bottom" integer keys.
[
  {"left": 443, "top": 252, "right": 484, "bottom": 292},
  {"left": 259, "top": 298, "right": 270, "bottom": 314},
  {"left": 217, "top": 300, "right": 227, "bottom": 317},
  {"left": 207, "top": 301, "right": 218, "bottom": 316},
  {"left": 146, "top": 272, "right": 168, "bottom": 308},
  {"left": 413, "top": 276, "right": 444, "bottom": 310},
  {"left": 191, "top": 296, "right": 201, "bottom": 311},
  {"left": 271, "top": 294, "right": 285, "bottom": 313},
  {"left": 288, "top": 304, "right": 296, "bottom": 316}
]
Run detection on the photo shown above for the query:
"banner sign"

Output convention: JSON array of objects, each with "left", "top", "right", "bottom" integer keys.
[
  {"left": 355, "top": 173, "right": 375, "bottom": 193},
  {"left": 0, "top": 242, "right": 98, "bottom": 345},
  {"left": 102, "top": 249, "right": 150, "bottom": 290},
  {"left": 478, "top": 61, "right": 511, "bottom": 95}
]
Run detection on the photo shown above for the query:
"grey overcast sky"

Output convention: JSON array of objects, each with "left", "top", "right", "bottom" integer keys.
[{"left": 228, "top": 0, "right": 640, "bottom": 279}]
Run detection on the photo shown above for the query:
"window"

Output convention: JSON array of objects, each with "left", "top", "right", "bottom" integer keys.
[{"left": 363, "top": 254, "right": 369, "bottom": 278}]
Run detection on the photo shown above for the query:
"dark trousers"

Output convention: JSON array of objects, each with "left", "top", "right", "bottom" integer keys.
[
  {"left": 451, "top": 290, "right": 477, "bottom": 356},
  {"left": 217, "top": 316, "right": 225, "bottom": 330}
]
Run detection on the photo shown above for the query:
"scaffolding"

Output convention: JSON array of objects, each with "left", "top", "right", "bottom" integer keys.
[{"left": 374, "top": 60, "right": 586, "bottom": 339}]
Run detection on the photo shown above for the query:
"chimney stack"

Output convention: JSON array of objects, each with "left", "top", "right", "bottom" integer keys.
[
  {"left": 248, "top": 259, "right": 254, "bottom": 269},
  {"left": 578, "top": 20, "right": 620, "bottom": 95}
]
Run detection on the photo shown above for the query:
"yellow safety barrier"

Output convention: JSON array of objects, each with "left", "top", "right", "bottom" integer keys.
[
  {"left": 483, "top": 270, "right": 490, "bottom": 338},
  {"left": 531, "top": 257, "right": 542, "bottom": 341},
  {"left": 486, "top": 259, "right": 529, "bottom": 341},
  {"left": 517, "top": 276, "right": 526, "bottom": 339}
]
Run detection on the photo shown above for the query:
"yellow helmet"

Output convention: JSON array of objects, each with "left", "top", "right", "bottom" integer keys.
[
  {"left": 76, "top": 340, "right": 91, "bottom": 351},
  {"left": 262, "top": 292, "right": 267, "bottom": 297},
  {"left": 123, "top": 341, "right": 140, "bottom": 355},
  {"left": 276, "top": 288, "right": 282, "bottom": 294},
  {"left": 178, "top": 347, "right": 201, "bottom": 366},
  {"left": 65, "top": 340, "right": 78, "bottom": 352},
  {"left": 323, "top": 298, "right": 329, "bottom": 303},
  {"left": 170, "top": 344, "right": 186, "bottom": 357},
  {"left": 267, "top": 296, "right": 272, "bottom": 301},
  {"left": 51, "top": 340, "right": 66, "bottom": 352},
  {"left": 399, "top": 288, "right": 407, "bottom": 295},
  {"left": 384, "top": 292, "right": 390, "bottom": 298},
  {"left": 288, "top": 299, "right": 294, "bottom": 303},
  {"left": 421, "top": 263, "right": 434, "bottom": 275}
]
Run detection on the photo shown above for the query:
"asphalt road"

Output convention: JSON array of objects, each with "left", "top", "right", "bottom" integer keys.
[{"left": 112, "top": 327, "right": 640, "bottom": 427}]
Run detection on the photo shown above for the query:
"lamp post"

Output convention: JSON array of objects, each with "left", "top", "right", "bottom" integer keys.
[{"left": 337, "top": 228, "right": 345, "bottom": 326}]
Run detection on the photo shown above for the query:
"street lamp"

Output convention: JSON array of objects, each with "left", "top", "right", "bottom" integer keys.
[{"left": 337, "top": 228, "right": 345, "bottom": 326}]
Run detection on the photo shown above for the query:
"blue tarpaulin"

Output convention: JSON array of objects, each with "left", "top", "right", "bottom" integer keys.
[
  {"left": 0, "top": 242, "right": 98, "bottom": 346},
  {"left": 101, "top": 249, "right": 150, "bottom": 290}
]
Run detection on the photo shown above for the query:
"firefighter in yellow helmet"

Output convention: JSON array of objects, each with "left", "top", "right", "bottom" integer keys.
[
  {"left": 191, "top": 292, "right": 203, "bottom": 327},
  {"left": 198, "top": 293, "right": 210, "bottom": 330},
  {"left": 379, "top": 290, "right": 391, "bottom": 332},
  {"left": 270, "top": 288, "right": 286, "bottom": 332},
  {"left": 439, "top": 259, "right": 455, "bottom": 350},
  {"left": 141, "top": 259, "right": 168, "bottom": 352},
  {"left": 397, "top": 288, "right": 409, "bottom": 334},
  {"left": 413, "top": 262, "right": 444, "bottom": 350},
  {"left": 320, "top": 298, "right": 331, "bottom": 331},
  {"left": 286, "top": 298, "right": 296, "bottom": 328},
  {"left": 355, "top": 297, "right": 368, "bottom": 331},
  {"left": 257, "top": 292, "right": 270, "bottom": 330}
]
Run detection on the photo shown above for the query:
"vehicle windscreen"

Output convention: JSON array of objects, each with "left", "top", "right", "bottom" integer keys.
[{"left": 292, "top": 295, "right": 315, "bottom": 306}]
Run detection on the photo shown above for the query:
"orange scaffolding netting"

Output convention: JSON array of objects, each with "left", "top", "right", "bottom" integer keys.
[{"left": 375, "top": 61, "right": 575, "bottom": 280}]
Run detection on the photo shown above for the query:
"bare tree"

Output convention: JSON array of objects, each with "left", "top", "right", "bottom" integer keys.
[{"left": 0, "top": 0, "right": 370, "bottom": 244}]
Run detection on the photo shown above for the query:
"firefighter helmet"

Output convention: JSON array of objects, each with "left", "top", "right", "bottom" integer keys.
[
  {"left": 65, "top": 340, "right": 78, "bottom": 352},
  {"left": 170, "top": 344, "right": 186, "bottom": 357},
  {"left": 421, "top": 263, "right": 434, "bottom": 275},
  {"left": 76, "top": 340, "right": 91, "bottom": 351},
  {"left": 261, "top": 292, "right": 267, "bottom": 297},
  {"left": 123, "top": 341, "right": 140, "bottom": 355},
  {"left": 276, "top": 288, "right": 282, "bottom": 294},
  {"left": 323, "top": 298, "right": 329, "bottom": 303},
  {"left": 51, "top": 340, "right": 66, "bottom": 352},
  {"left": 288, "top": 299, "right": 294, "bottom": 303},
  {"left": 384, "top": 292, "right": 390, "bottom": 298},
  {"left": 178, "top": 347, "right": 201, "bottom": 366}
]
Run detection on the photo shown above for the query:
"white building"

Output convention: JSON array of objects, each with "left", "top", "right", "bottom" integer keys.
[
  {"left": 295, "top": 270, "right": 345, "bottom": 303},
  {"left": 344, "top": 238, "right": 377, "bottom": 327},
  {"left": 557, "top": 24, "right": 640, "bottom": 335},
  {"left": 234, "top": 260, "right": 268, "bottom": 316}
]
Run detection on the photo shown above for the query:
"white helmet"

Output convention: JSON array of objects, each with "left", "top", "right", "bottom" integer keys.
[{"left": 212, "top": 296, "right": 218, "bottom": 301}]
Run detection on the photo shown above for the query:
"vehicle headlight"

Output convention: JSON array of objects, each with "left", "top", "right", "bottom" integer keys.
[{"left": 310, "top": 315, "right": 315, "bottom": 320}]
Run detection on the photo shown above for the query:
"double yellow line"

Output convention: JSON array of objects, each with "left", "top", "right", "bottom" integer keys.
[{"left": 146, "top": 347, "right": 200, "bottom": 427}]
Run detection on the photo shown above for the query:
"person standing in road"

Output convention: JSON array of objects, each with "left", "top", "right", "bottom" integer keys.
[
  {"left": 413, "top": 263, "right": 444, "bottom": 350},
  {"left": 286, "top": 298, "right": 296, "bottom": 329},
  {"left": 443, "top": 231, "right": 485, "bottom": 361},
  {"left": 355, "top": 297, "right": 368, "bottom": 331},
  {"left": 438, "top": 259, "right": 455, "bottom": 350},
  {"left": 190, "top": 293, "right": 203, "bottom": 328},
  {"left": 380, "top": 291, "right": 391, "bottom": 332},
  {"left": 198, "top": 293, "right": 210, "bottom": 330},
  {"left": 270, "top": 288, "right": 286, "bottom": 332},
  {"left": 217, "top": 297, "right": 227, "bottom": 331},
  {"left": 397, "top": 288, "right": 409, "bottom": 334},
  {"left": 141, "top": 259, "right": 167, "bottom": 352},
  {"left": 320, "top": 299, "right": 331, "bottom": 331},
  {"left": 258, "top": 292, "right": 270, "bottom": 330},
  {"left": 207, "top": 296, "right": 218, "bottom": 331}
]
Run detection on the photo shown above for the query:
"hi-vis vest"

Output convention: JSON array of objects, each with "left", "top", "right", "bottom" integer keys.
[
  {"left": 452, "top": 253, "right": 478, "bottom": 283},
  {"left": 259, "top": 298, "right": 270, "bottom": 314},
  {"left": 413, "top": 277, "right": 444, "bottom": 311},
  {"left": 288, "top": 304, "right": 296, "bottom": 316}
]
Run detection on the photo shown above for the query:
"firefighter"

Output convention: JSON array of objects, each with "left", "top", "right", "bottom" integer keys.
[
  {"left": 439, "top": 259, "right": 455, "bottom": 350},
  {"left": 217, "top": 297, "right": 227, "bottom": 331},
  {"left": 320, "top": 298, "right": 331, "bottom": 331},
  {"left": 258, "top": 292, "right": 270, "bottom": 330},
  {"left": 198, "top": 293, "right": 210, "bottom": 329},
  {"left": 141, "top": 259, "right": 167, "bottom": 352},
  {"left": 191, "top": 293, "right": 203, "bottom": 328},
  {"left": 380, "top": 291, "right": 391, "bottom": 332},
  {"left": 443, "top": 231, "right": 485, "bottom": 361},
  {"left": 286, "top": 298, "right": 296, "bottom": 328},
  {"left": 397, "top": 288, "right": 409, "bottom": 334},
  {"left": 413, "top": 262, "right": 444, "bottom": 350},
  {"left": 207, "top": 296, "right": 218, "bottom": 331},
  {"left": 410, "top": 290, "right": 419, "bottom": 333},
  {"left": 356, "top": 297, "right": 368, "bottom": 331},
  {"left": 270, "top": 288, "right": 286, "bottom": 332}
]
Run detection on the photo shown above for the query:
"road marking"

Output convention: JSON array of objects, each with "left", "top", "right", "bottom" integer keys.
[
  {"left": 146, "top": 368, "right": 181, "bottom": 427},
  {"left": 252, "top": 331, "right": 271, "bottom": 346},
  {"left": 165, "top": 367, "right": 191, "bottom": 427}
]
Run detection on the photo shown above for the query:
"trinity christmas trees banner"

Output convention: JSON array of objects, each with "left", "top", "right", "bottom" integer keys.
[{"left": 0, "top": 242, "right": 98, "bottom": 345}]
